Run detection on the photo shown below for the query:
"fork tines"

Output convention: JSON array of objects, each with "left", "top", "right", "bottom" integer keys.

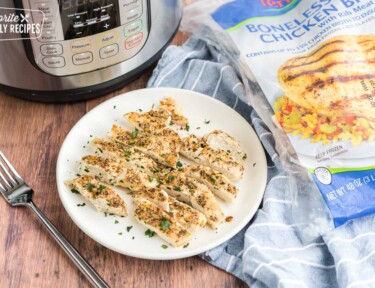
[{"left": 0, "top": 151, "right": 24, "bottom": 193}]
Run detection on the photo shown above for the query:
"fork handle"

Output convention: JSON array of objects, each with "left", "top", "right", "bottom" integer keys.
[{"left": 27, "top": 201, "right": 109, "bottom": 288}]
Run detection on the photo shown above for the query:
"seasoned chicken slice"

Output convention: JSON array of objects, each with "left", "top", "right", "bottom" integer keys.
[
  {"left": 108, "top": 125, "right": 181, "bottom": 168},
  {"left": 133, "top": 188, "right": 206, "bottom": 232},
  {"left": 65, "top": 175, "right": 127, "bottom": 216},
  {"left": 160, "top": 171, "right": 224, "bottom": 229},
  {"left": 159, "top": 97, "right": 188, "bottom": 126},
  {"left": 168, "top": 197, "right": 207, "bottom": 233},
  {"left": 124, "top": 109, "right": 171, "bottom": 133},
  {"left": 78, "top": 155, "right": 158, "bottom": 192},
  {"left": 183, "top": 165, "right": 238, "bottom": 202},
  {"left": 92, "top": 138, "right": 158, "bottom": 176},
  {"left": 133, "top": 188, "right": 170, "bottom": 212},
  {"left": 134, "top": 199, "right": 192, "bottom": 247},
  {"left": 204, "top": 130, "right": 247, "bottom": 163},
  {"left": 180, "top": 135, "right": 244, "bottom": 181}
]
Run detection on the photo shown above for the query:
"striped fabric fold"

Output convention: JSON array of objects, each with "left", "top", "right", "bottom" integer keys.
[{"left": 147, "top": 37, "right": 375, "bottom": 288}]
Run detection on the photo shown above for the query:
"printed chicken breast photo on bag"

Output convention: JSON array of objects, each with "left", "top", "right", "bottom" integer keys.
[{"left": 210, "top": 0, "right": 375, "bottom": 230}]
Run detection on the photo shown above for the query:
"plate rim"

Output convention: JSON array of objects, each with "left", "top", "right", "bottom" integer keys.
[{"left": 56, "top": 87, "right": 267, "bottom": 260}]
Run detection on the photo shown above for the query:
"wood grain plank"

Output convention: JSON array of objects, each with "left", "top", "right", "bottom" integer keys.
[{"left": 0, "top": 1, "right": 248, "bottom": 287}]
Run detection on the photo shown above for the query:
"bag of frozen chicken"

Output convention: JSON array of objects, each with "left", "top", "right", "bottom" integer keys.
[{"left": 182, "top": 0, "right": 375, "bottom": 241}]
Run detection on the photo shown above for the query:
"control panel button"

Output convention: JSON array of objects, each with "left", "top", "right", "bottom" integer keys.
[
  {"left": 70, "top": 39, "right": 92, "bottom": 53},
  {"left": 125, "top": 32, "right": 143, "bottom": 50},
  {"left": 30, "top": 1, "right": 56, "bottom": 18},
  {"left": 72, "top": 52, "right": 93, "bottom": 65},
  {"left": 100, "top": 44, "right": 119, "bottom": 59},
  {"left": 97, "top": 31, "right": 118, "bottom": 47},
  {"left": 40, "top": 44, "right": 63, "bottom": 56},
  {"left": 38, "top": 31, "right": 60, "bottom": 42},
  {"left": 119, "top": 0, "right": 142, "bottom": 11},
  {"left": 41, "top": 18, "right": 56, "bottom": 31},
  {"left": 123, "top": 7, "right": 142, "bottom": 24},
  {"left": 42, "top": 56, "right": 65, "bottom": 68},
  {"left": 124, "top": 20, "right": 142, "bottom": 37}
]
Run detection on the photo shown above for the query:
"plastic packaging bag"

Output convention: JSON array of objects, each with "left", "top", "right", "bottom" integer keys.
[{"left": 181, "top": 0, "right": 375, "bottom": 242}]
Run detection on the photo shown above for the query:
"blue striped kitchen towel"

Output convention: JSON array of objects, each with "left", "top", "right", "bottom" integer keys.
[{"left": 147, "top": 37, "right": 375, "bottom": 288}]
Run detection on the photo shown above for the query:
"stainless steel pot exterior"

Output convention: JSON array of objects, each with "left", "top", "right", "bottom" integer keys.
[{"left": 0, "top": 0, "right": 182, "bottom": 93}]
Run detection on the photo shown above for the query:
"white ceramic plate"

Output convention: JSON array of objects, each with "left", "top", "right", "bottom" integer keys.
[{"left": 56, "top": 88, "right": 267, "bottom": 260}]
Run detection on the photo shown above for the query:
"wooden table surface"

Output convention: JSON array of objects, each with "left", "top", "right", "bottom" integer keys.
[{"left": 0, "top": 2, "right": 247, "bottom": 287}]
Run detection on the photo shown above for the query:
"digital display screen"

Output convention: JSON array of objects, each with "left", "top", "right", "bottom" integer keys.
[{"left": 59, "top": 0, "right": 120, "bottom": 40}]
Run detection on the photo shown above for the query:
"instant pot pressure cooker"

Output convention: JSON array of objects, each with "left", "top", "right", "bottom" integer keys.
[{"left": 0, "top": 0, "right": 182, "bottom": 102}]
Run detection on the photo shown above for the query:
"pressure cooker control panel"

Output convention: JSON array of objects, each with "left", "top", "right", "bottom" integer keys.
[{"left": 21, "top": 0, "right": 149, "bottom": 76}]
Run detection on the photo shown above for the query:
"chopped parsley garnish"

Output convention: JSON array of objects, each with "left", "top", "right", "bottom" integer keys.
[
  {"left": 71, "top": 189, "right": 79, "bottom": 194},
  {"left": 169, "top": 121, "right": 175, "bottom": 126},
  {"left": 161, "top": 244, "right": 168, "bottom": 249},
  {"left": 196, "top": 127, "right": 201, "bottom": 130},
  {"left": 124, "top": 151, "right": 131, "bottom": 156},
  {"left": 84, "top": 167, "right": 89, "bottom": 173},
  {"left": 253, "top": 162, "right": 256, "bottom": 167},
  {"left": 173, "top": 186, "right": 181, "bottom": 192},
  {"left": 167, "top": 175, "right": 175, "bottom": 183},
  {"left": 131, "top": 130, "right": 138, "bottom": 138},
  {"left": 86, "top": 183, "right": 95, "bottom": 191},
  {"left": 114, "top": 220, "right": 119, "bottom": 224},
  {"left": 77, "top": 203, "right": 86, "bottom": 207},
  {"left": 76, "top": 174, "right": 81, "bottom": 177},
  {"left": 176, "top": 161, "right": 183, "bottom": 168},
  {"left": 204, "top": 119, "right": 210, "bottom": 124},
  {"left": 207, "top": 174, "right": 216, "bottom": 184},
  {"left": 145, "top": 229, "right": 156, "bottom": 237},
  {"left": 227, "top": 150, "right": 231, "bottom": 154},
  {"left": 187, "top": 182, "right": 196, "bottom": 189},
  {"left": 148, "top": 175, "right": 154, "bottom": 182},
  {"left": 185, "top": 124, "right": 190, "bottom": 131},
  {"left": 98, "top": 185, "right": 106, "bottom": 191},
  {"left": 118, "top": 232, "right": 123, "bottom": 235},
  {"left": 132, "top": 236, "right": 135, "bottom": 240},
  {"left": 243, "top": 154, "right": 248, "bottom": 160},
  {"left": 113, "top": 105, "right": 116, "bottom": 109},
  {"left": 183, "top": 243, "right": 189, "bottom": 248},
  {"left": 127, "top": 226, "right": 133, "bottom": 232},
  {"left": 160, "top": 217, "right": 170, "bottom": 231},
  {"left": 137, "top": 108, "right": 143, "bottom": 112},
  {"left": 98, "top": 148, "right": 103, "bottom": 153}
]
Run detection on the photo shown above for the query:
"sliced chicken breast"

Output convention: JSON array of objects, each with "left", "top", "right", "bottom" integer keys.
[
  {"left": 78, "top": 155, "right": 158, "bottom": 192},
  {"left": 92, "top": 138, "right": 158, "bottom": 176},
  {"left": 133, "top": 188, "right": 170, "bottom": 212},
  {"left": 160, "top": 171, "right": 224, "bottom": 229},
  {"left": 134, "top": 199, "right": 192, "bottom": 247},
  {"left": 204, "top": 130, "right": 247, "bottom": 163},
  {"left": 159, "top": 97, "right": 188, "bottom": 126},
  {"left": 108, "top": 125, "right": 181, "bottom": 168},
  {"left": 180, "top": 135, "right": 244, "bottom": 181},
  {"left": 65, "top": 175, "right": 127, "bottom": 216},
  {"left": 124, "top": 109, "right": 171, "bottom": 134},
  {"left": 168, "top": 197, "right": 207, "bottom": 233},
  {"left": 134, "top": 188, "right": 206, "bottom": 232},
  {"left": 183, "top": 164, "right": 238, "bottom": 202}
]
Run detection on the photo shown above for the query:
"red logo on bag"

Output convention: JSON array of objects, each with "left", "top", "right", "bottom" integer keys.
[{"left": 260, "top": 0, "right": 292, "bottom": 8}]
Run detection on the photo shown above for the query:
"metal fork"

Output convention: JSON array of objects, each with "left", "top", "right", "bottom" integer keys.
[{"left": 0, "top": 151, "right": 109, "bottom": 288}]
